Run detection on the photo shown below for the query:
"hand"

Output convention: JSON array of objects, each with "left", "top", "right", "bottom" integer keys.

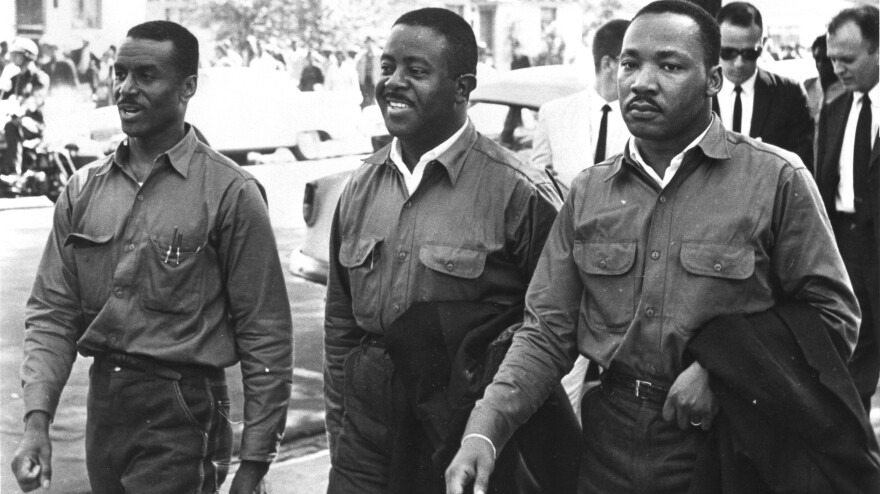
[
  {"left": 445, "top": 436, "right": 496, "bottom": 494},
  {"left": 228, "top": 460, "right": 270, "bottom": 494},
  {"left": 662, "top": 361, "right": 718, "bottom": 431},
  {"left": 11, "top": 411, "right": 52, "bottom": 492}
]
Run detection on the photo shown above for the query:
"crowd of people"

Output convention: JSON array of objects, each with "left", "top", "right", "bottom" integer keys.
[{"left": 7, "top": 1, "right": 880, "bottom": 493}]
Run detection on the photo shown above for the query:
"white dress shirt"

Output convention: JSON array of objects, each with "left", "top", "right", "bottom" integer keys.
[
  {"left": 531, "top": 88, "right": 630, "bottom": 186},
  {"left": 836, "top": 83, "right": 879, "bottom": 213},
  {"left": 717, "top": 71, "right": 757, "bottom": 137},
  {"left": 389, "top": 118, "right": 469, "bottom": 196},
  {"left": 628, "top": 119, "right": 713, "bottom": 189}
]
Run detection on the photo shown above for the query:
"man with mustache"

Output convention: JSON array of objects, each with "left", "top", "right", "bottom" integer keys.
[
  {"left": 447, "top": 1, "right": 858, "bottom": 492},
  {"left": 11, "top": 21, "right": 293, "bottom": 494},
  {"left": 323, "top": 7, "right": 562, "bottom": 493}
]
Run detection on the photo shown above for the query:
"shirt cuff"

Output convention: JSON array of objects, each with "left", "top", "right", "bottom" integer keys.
[{"left": 22, "top": 382, "right": 63, "bottom": 421}]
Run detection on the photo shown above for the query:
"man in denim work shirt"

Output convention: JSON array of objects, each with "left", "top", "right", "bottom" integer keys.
[
  {"left": 447, "top": 2, "right": 859, "bottom": 493},
  {"left": 12, "top": 21, "right": 293, "bottom": 494},
  {"left": 323, "top": 8, "right": 562, "bottom": 493}
]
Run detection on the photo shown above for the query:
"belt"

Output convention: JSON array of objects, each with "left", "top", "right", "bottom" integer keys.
[
  {"left": 601, "top": 370, "right": 670, "bottom": 405},
  {"left": 94, "top": 352, "right": 224, "bottom": 381}
]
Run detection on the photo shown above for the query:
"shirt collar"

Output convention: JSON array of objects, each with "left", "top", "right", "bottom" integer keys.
[
  {"left": 855, "top": 82, "right": 880, "bottom": 106},
  {"left": 103, "top": 124, "right": 199, "bottom": 178},
  {"left": 364, "top": 119, "right": 476, "bottom": 186},
  {"left": 612, "top": 114, "right": 730, "bottom": 180},
  {"left": 723, "top": 69, "right": 757, "bottom": 95}
]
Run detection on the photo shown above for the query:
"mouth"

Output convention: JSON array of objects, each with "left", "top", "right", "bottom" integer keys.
[
  {"left": 382, "top": 95, "right": 413, "bottom": 114},
  {"left": 117, "top": 103, "right": 143, "bottom": 120},
  {"left": 627, "top": 99, "right": 661, "bottom": 118}
]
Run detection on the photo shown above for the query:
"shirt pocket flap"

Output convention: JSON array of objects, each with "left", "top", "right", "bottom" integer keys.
[
  {"left": 680, "top": 242, "right": 754, "bottom": 280},
  {"left": 339, "top": 237, "right": 383, "bottom": 268},
  {"left": 419, "top": 244, "right": 487, "bottom": 279},
  {"left": 64, "top": 232, "right": 113, "bottom": 248},
  {"left": 573, "top": 241, "right": 637, "bottom": 275}
]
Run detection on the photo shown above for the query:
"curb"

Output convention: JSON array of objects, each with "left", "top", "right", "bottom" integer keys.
[{"left": 0, "top": 196, "right": 54, "bottom": 211}]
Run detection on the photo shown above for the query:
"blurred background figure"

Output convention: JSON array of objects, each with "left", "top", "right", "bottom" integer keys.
[
  {"left": 804, "top": 34, "right": 845, "bottom": 124},
  {"left": 299, "top": 50, "right": 325, "bottom": 91},
  {"left": 500, "top": 39, "right": 531, "bottom": 147},
  {"left": 1, "top": 37, "right": 49, "bottom": 177},
  {"left": 93, "top": 45, "right": 115, "bottom": 107},
  {"left": 37, "top": 39, "right": 77, "bottom": 94},
  {"left": 355, "top": 36, "right": 380, "bottom": 108}
]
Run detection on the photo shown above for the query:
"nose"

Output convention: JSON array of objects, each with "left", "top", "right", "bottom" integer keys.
[
  {"left": 116, "top": 73, "right": 136, "bottom": 97},
  {"left": 629, "top": 65, "right": 658, "bottom": 94},
  {"left": 383, "top": 66, "right": 407, "bottom": 90}
]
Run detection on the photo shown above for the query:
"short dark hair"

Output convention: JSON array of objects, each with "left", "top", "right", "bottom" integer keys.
[
  {"left": 633, "top": 0, "right": 720, "bottom": 68},
  {"left": 126, "top": 20, "right": 199, "bottom": 78},
  {"left": 393, "top": 8, "right": 477, "bottom": 78},
  {"left": 828, "top": 5, "right": 879, "bottom": 53},
  {"left": 592, "top": 19, "right": 630, "bottom": 72},
  {"left": 716, "top": 2, "right": 763, "bottom": 31},
  {"left": 811, "top": 34, "right": 827, "bottom": 55}
]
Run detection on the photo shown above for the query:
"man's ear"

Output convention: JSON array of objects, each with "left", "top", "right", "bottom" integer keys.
[
  {"left": 180, "top": 74, "right": 198, "bottom": 103},
  {"left": 706, "top": 64, "right": 723, "bottom": 97},
  {"left": 601, "top": 54, "right": 618, "bottom": 72},
  {"left": 455, "top": 74, "right": 477, "bottom": 104}
]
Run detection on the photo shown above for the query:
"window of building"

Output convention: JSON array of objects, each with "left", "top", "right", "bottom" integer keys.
[{"left": 72, "top": 0, "right": 102, "bottom": 29}]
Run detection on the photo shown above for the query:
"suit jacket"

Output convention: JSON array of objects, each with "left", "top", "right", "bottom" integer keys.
[
  {"left": 713, "top": 68, "right": 813, "bottom": 167},
  {"left": 815, "top": 91, "right": 880, "bottom": 344},
  {"left": 687, "top": 303, "right": 880, "bottom": 494},
  {"left": 531, "top": 88, "right": 629, "bottom": 186}
]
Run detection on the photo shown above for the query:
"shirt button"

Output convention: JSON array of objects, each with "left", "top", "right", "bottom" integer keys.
[
  {"left": 651, "top": 250, "right": 660, "bottom": 260},
  {"left": 137, "top": 195, "right": 144, "bottom": 201},
  {"left": 393, "top": 303, "right": 400, "bottom": 313},
  {"left": 598, "top": 259, "right": 607, "bottom": 269},
  {"left": 649, "top": 365, "right": 657, "bottom": 374},
  {"left": 446, "top": 262, "right": 454, "bottom": 272},
  {"left": 405, "top": 201, "right": 412, "bottom": 208},
  {"left": 714, "top": 262, "right": 723, "bottom": 272},
  {"left": 645, "top": 307, "right": 655, "bottom": 317},
  {"left": 659, "top": 195, "right": 667, "bottom": 203},
  {"left": 113, "top": 366, "right": 121, "bottom": 372},
  {"left": 109, "top": 335, "right": 117, "bottom": 344},
  {"left": 398, "top": 251, "right": 407, "bottom": 260},
  {"left": 115, "top": 289, "right": 124, "bottom": 298},
  {"left": 128, "top": 244, "right": 135, "bottom": 251}
]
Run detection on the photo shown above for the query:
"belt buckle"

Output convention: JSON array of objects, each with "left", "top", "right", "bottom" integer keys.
[{"left": 634, "top": 379, "right": 652, "bottom": 399}]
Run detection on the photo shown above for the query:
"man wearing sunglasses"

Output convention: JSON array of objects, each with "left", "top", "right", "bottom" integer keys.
[{"left": 713, "top": 2, "right": 813, "bottom": 168}]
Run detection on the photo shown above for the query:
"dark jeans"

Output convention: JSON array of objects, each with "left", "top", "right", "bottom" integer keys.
[
  {"left": 85, "top": 359, "right": 233, "bottom": 494},
  {"left": 836, "top": 216, "right": 879, "bottom": 412},
  {"left": 328, "top": 344, "right": 443, "bottom": 494},
  {"left": 579, "top": 383, "right": 707, "bottom": 493}
]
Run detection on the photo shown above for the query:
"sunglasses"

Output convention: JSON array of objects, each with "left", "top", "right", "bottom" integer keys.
[{"left": 720, "top": 46, "right": 762, "bottom": 61}]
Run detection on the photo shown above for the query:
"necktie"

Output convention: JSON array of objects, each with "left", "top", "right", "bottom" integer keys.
[
  {"left": 732, "top": 86, "right": 743, "bottom": 133},
  {"left": 595, "top": 104, "right": 611, "bottom": 163},
  {"left": 853, "top": 93, "right": 872, "bottom": 222}
]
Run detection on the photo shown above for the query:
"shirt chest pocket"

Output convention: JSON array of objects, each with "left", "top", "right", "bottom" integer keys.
[
  {"left": 573, "top": 241, "right": 637, "bottom": 332},
  {"left": 677, "top": 242, "right": 755, "bottom": 331},
  {"left": 143, "top": 233, "right": 207, "bottom": 315},
  {"left": 417, "top": 244, "right": 487, "bottom": 300},
  {"left": 339, "top": 237, "right": 383, "bottom": 324},
  {"left": 67, "top": 232, "right": 114, "bottom": 312}
]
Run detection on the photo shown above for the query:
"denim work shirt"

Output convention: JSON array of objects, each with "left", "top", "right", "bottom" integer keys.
[
  {"left": 465, "top": 117, "right": 860, "bottom": 448},
  {"left": 323, "top": 121, "right": 563, "bottom": 443},
  {"left": 21, "top": 127, "right": 294, "bottom": 462}
]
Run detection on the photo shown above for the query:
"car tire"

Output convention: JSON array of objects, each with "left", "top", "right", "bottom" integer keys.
[{"left": 293, "top": 131, "right": 322, "bottom": 161}]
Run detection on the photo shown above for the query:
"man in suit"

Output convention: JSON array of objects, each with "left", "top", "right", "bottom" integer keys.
[
  {"left": 817, "top": 4, "right": 879, "bottom": 412},
  {"left": 531, "top": 19, "right": 631, "bottom": 187},
  {"left": 713, "top": 2, "right": 813, "bottom": 166}
]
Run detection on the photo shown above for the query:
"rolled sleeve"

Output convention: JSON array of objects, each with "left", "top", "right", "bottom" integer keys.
[
  {"left": 21, "top": 177, "right": 85, "bottom": 419},
  {"left": 221, "top": 179, "right": 294, "bottom": 461},
  {"left": 771, "top": 165, "right": 860, "bottom": 356}
]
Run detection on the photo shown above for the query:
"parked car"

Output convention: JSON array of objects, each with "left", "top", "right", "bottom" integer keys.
[
  {"left": 289, "top": 65, "right": 588, "bottom": 284},
  {"left": 78, "top": 67, "right": 371, "bottom": 165}
]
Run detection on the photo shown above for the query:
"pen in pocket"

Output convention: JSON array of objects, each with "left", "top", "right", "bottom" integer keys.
[{"left": 164, "top": 226, "right": 181, "bottom": 265}]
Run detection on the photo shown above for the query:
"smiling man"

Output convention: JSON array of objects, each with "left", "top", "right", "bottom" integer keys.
[
  {"left": 446, "top": 1, "right": 859, "bottom": 492},
  {"left": 11, "top": 21, "right": 293, "bottom": 494},
  {"left": 323, "top": 7, "right": 562, "bottom": 493}
]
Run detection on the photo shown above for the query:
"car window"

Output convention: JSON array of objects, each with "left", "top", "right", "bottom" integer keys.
[{"left": 469, "top": 102, "right": 538, "bottom": 151}]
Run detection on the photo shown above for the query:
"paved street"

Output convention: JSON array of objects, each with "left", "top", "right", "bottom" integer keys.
[{"left": 0, "top": 156, "right": 359, "bottom": 494}]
